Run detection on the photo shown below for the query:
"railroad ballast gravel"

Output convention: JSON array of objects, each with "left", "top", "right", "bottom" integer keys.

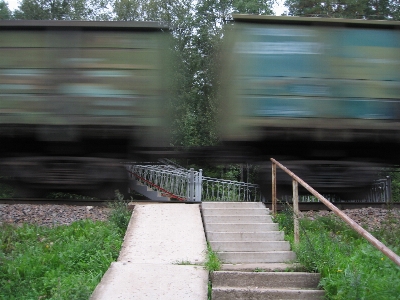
[
  {"left": 1, "top": 203, "right": 399, "bottom": 232},
  {"left": 0, "top": 204, "right": 111, "bottom": 227},
  {"left": 301, "top": 207, "right": 400, "bottom": 232}
]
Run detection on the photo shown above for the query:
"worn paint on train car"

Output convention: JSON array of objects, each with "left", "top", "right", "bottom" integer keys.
[
  {"left": 219, "top": 16, "right": 400, "bottom": 144},
  {"left": 0, "top": 21, "right": 170, "bottom": 146}
]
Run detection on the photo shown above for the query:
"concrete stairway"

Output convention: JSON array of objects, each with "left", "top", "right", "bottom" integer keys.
[
  {"left": 129, "top": 179, "right": 170, "bottom": 201},
  {"left": 201, "top": 202, "right": 324, "bottom": 299},
  {"left": 202, "top": 201, "right": 295, "bottom": 264},
  {"left": 211, "top": 271, "right": 325, "bottom": 299}
]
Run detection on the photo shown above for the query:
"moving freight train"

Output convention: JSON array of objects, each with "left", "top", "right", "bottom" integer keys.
[
  {"left": 218, "top": 15, "right": 400, "bottom": 198},
  {"left": 1, "top": 16, "right": 400, "bottom": 199},
  {"left": 0, "top": 21, "right": 170, "bottom": 198}
]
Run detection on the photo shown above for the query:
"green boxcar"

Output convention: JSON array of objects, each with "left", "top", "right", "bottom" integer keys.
[
  {"left": 0, "top": 21, "right": 171, "bottom": 198},
  {"left": 219, "top": 16, "right": 400, "bottom": 144},
  {"left": 0, "top": 21, "right": 170, "bottom": 146}
]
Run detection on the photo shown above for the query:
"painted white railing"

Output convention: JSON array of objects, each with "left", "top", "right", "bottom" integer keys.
[{"left": 126, "top": 163, "right": 261, "bottom": 202}]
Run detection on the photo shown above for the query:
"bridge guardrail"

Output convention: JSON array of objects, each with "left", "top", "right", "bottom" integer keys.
[{"left": 127, "top": 163, "right": 261, "bottom": 202}]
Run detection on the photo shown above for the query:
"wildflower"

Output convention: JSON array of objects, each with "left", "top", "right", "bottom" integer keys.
[
  {"left": 337, "top": 269, "right": 342, "bottom": 272},
  {"left": 381, "top": 257, "right": 385, "bottom": 261}
]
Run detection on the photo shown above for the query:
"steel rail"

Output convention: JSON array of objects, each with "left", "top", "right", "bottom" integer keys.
[{"left": 271, "top": 157, "right": 400, "bottom": 268}]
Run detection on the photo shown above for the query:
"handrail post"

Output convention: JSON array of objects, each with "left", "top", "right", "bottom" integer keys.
[
  {"left": 387, "top": 175, "right": 392, "bottom": 204},
  {"left": 272, "top": 162, "right": 277, "bottom": 215},
  {"left": 195, "top": 169, "right": 203, "bottom": 202},
  {"left": 293, "top": 179, "right": 299, "bottom": 245},
  {"left": 189, "top": 168, "right": 195, "bottom": 201}
]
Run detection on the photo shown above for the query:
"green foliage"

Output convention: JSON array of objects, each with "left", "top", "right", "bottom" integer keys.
[
  {"left": 388, "top": 170, "right": 400, "bottom": 202},
  {"left": 0, "top": 0, "right": 12, "bottom": 19},
  {"left": 107, "top": 190, "right": 132, "bottom": 234},
  {"left": 285, "top": 0, "right": 400, "bottom": 20},
  {"left": 272, "top": 203, "right": 294, "bottom": 236},
  {"left": 0, "top": 220, "right": 124, "bottom": 299},
  {"left": 275, "top": 211, "right": 400, "bottom": 299},
  {"left": 204, "top": 243, "right": 221, "bottom": 272},
  {"left": 14, "top": 0, "right": 112, "bottom": 20}
]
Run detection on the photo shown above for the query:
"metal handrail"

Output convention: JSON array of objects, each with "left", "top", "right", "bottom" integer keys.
[
  {"left": 127, "top": 164, "right": 203, "bottom": 201},
  {"left": 271, "top": 158, "right": 400, "bottom": 268},
  {"left": 127, "top": 163, "right": 261, "bottom": 202},
  {"left": 202, "top": 176, "right": 261, "bottom": 202}
]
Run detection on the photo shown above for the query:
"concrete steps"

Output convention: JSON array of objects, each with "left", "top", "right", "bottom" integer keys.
[
  {"left": 201, "top": 201, "right": 324, "bottom": 299},
  {"left": 129, "top": 179, "right": 170, "bottom": 201},
  {"left": 202, "top": 201, "right": 295, "bottom": 264},
  {"left": 212, "top": 271, "right": 325, "bottom": 300}
]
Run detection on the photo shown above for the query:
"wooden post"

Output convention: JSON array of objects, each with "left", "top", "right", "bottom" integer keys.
[
  {"left": 293, "top": 179, "right": 299, "bottom": 245},
  {"left": 272, "top": 162, "right": 277, "bottom": 215}
]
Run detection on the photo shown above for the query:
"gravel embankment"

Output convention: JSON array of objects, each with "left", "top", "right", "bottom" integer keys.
[
  {"left": 1, "top": 204, "right": 399, "bottom": 232},
  {"left": 301, "top": 207, "right": 400, "bottom": 232},
  {"left": 0, "top": 204, "right": 111, "bottom": 227}
]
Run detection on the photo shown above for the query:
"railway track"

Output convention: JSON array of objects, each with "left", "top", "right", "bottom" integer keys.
[{"left": 1, "top": 198, "right": 399, "bottom": 211}]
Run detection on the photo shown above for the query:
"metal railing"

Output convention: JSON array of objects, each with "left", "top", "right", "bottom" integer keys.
[
  {"left": 366, "top": 177, "right": 392, "bottom": 202},
  {"left": 127, "top": 164, "right": 202, "bottom": 201},
  {"left": 202, "top": 176, "right": 261, "bottom": 202},
  {"left": 276, "top": 177, "right": 392, "bottom": 203},
  {"left": 271, "top": 157, "right": 400, "bottom": 268},
  {"left": 127, "top": 162, "right": 261, "bottom": 202}
]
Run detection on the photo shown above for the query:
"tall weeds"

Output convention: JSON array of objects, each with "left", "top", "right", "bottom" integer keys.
[{"left": 274, "top": 204, "right": 400, "bottom": 299}]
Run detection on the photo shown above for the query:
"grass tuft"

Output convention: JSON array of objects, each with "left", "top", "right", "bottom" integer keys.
[
  {"left": 107, "top": 190, "right": 132, "bottom": 234},
  {"left": 204, "top": 242, "right": 221, "bottom": 272}
]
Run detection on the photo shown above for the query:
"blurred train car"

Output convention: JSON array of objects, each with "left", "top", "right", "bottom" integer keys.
[
  {"left": 0, "top": 21, "right": 170, "bottom": 198},
  {"left": 218, "top": 15, "right": 400, "bottom": 199}
]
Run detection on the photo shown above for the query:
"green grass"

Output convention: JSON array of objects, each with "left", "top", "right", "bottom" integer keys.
[
  {"left": 204, "top": 242, "right": 221, "bottom": 300},
  {"left": 0, "top": 197, "right": 131, "bottom": 300},
  {"left": 204, "top": 242, "right": 221, "bottom": 272},
  {"left": 274, "top": 205, "right": 400, "bottom": 300}
]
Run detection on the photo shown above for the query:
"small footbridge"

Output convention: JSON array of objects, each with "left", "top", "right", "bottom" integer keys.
[{"left": 126, "top": 159, "right": 261, "bottom": 202}]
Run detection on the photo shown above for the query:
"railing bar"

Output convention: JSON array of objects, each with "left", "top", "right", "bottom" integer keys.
[
  {"left": 293, "top": 179, "right": 299, "bottom": 245},
  {"left": 271, "top": 157, "right": 400, "bottom": 268}
]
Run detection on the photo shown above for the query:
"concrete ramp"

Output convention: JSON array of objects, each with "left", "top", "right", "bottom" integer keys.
[{"left": 90, "top": 203, "right": 208, "bottom": 300}]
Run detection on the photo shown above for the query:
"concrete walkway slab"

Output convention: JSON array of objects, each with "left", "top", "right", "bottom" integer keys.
[
  {"left": 118, "top": 203, "right": 207, "bottom": 264},
  {"left": 90, "top": 203, "right": 208, "bottom": 300},
  {"left": 90, "top": 263, "right": 208, "bottom": 300}
]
